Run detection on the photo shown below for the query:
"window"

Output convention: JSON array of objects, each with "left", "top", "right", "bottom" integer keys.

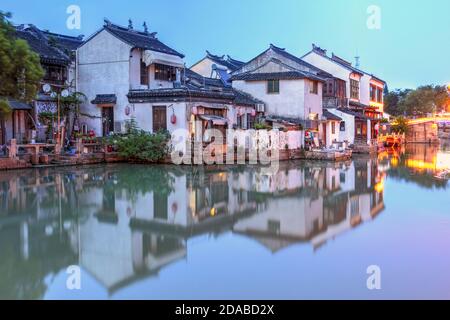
[
  {"left": 340, "top": 121, "right": 346, "bottom": 131},
  {"left": 236, "top": 114, "right": 245, "bottom": 129},
  {"left": 154, "top": 63, "right": 176, "bottom": 81},
  {"left": 268, "top": 220, "right": 281, "bottom": 235},
  {"left": 331, "top": 122, "right": 336, "bottom": 134},
  {"left": 310, "top": 80, "right": 319, "bottom": 94},
  {"left": 247, "top": 114, "right": 256, "bottom": 129},
  {"left": 377, "top": 88, "right": 383, "bottom": 103},
  {"left": 350, "top": 79, "right": 360, "bottom": 100},
  {"left": 140, "top": 60, "right": 149, "bottom": 85},
  {"left": 153, "top": 106, "right": 167, "bottom": 132},
  {"left": 370, "top": 85, "right": 376, "bottom": 101},
  {"left": 267, "top": 79, "right": 280, "bottom": 94},
  {"left": 336, "top": 80, "right": 346, "bottom": 99}
]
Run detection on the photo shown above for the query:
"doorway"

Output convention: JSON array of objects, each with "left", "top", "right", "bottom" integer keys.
[
  {"left": 153, "top": 106, "right": 167, "bottom": 133},
  {"left": 102, "top": 107, "right": 114, "bottom": 136},
  {"left": 322, "top": 123, "right": 327, "bottom": 147}
]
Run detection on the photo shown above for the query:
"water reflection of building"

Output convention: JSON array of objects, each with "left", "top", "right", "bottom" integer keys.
[
  {"left": 233, "top": 159, "right": 385, "bottom": 252},
  {"left": 0, "top": 159, "right": 387, "bottom": 298}
]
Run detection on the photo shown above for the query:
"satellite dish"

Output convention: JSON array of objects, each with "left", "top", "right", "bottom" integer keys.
[
  {"left": 61, "top": 89, "right": 69, "bottom": 98},
  {"left": 43, "top": 84, "right": 52, "bottom": 93}
]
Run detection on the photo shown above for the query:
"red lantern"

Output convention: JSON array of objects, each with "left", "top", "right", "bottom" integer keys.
[
  {"left": 251, "top": 109, "right": 257, "bottom": 117},
  {"left": 192, "top": 106, "right": 198, "bottom": 115},
  {"left": 171, "top": 114, "right": 177, "bottom": 124}
]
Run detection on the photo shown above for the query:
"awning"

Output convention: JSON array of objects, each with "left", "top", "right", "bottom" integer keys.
[
  {"left": 199, "top": 115, "right": 228, "bottom": 126},
  {"left": 2, "top": 98, "right": 32, "bottom": 110},
  {"left": 91, "top": 94, "right": 117, "bottom": 105},
  {"left": 323, "top": 110, "right": 342, "bottom": 121},
  {"left": 143, "top": 50, "right": 184, "bottom": 68}
]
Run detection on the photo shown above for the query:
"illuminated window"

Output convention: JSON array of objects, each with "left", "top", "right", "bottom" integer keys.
[{"left": 154, "top": 63, "right": 176, "bottom": 81}]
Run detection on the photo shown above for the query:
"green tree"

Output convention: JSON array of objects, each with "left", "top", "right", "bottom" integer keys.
[
  {"left": 384, "top": 85, "right": 449, "bottom": 117},
  {"left": 0, "top": 11, "right": 44, "bottom": 142},
  {"left": 392, "top": 116, "right": 409, "bottom": 134}
]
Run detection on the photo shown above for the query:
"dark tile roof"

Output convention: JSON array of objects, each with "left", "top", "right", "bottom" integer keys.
[
  {"left": 103, "top": 20, "right": 184, "bottom": 58},
  {"left": 15, "top": 24, "right": 83, "bottom": 65},
  {"left": 183, "top": 69, "right": 225, "bottom": 89},
  {"left": 323, "top": 110, "right": 342, "bottom": 121},
  {"left": 370, "top": 75, "right": 386, "bottom": 84},
  {"left": 337, "top": 108, "right": 371, "bottom": 120},
  {"left": 233, "top": 89, "right": 264, "bottom": 107},
  {"left": 91, "top": 94, "right": 117, "bottom": 105},
  {"left": 205, "top": 51, "right": 245, "bottom": 71},
  {"left": 127, "top": 88, "right": 235, "bottom": 103},
  {"left": 268, "top": 44, "right": 329, "bottom": 76},
  {"left": 349, "top": 100, "right": 370, "bottom": 109},
  {"left": 230, "top": 71, "right": 325, "bottom": 82},
  {"left": 2, "top": 98, "right": 32, "bottom": 110},
  {"left": 331, "top": 54, "right": 364, "bottom": 76}
]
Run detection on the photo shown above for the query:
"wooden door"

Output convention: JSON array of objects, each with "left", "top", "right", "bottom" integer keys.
[
  {"left": 102, "top": 107, "right": 114, "bottom": 136},
  {"left": 153, "top": 106, "right": 167, "bottom": 133}
]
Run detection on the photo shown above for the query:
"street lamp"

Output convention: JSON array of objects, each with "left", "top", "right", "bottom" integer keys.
[{"left": 43, "top": 83, "right": 69, "bottom": 151}]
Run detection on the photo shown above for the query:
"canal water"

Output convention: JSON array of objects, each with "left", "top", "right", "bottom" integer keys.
[{"left": 0, "top": 144, "right": 449, "bottom": 300}]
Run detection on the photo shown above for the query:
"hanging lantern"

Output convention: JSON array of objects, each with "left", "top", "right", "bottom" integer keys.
[
  {"left": 171, "top": 114, "right": 177, "bottom": 124},
  {"left": 125, "top": 105, "right": 131, "bottom": 116},
  {"left": 192, "top": 106, "right": 198, "bottom": 115},
  {"left": 251, "top": 109, "right": 257, "bottom": 117}
]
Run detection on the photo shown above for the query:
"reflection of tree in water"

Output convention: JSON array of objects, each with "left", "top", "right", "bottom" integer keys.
[
  {"left": 0, "top": 223, "right": 76, "bottom": 300},
  {"left": 107, "top": 165, "right": 176, "bottom": 200},
  {"left": 388, "top": 152, "right": 448, "bottom": 190}
]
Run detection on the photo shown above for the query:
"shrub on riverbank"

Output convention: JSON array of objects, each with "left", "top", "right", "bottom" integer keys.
[{"left": 105, "top": 119, "right": 171, "bottom": 162}]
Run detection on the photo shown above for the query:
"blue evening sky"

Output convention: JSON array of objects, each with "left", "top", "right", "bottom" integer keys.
[{"left": 2, "top": 0, "right": 449, "bottom": 89}]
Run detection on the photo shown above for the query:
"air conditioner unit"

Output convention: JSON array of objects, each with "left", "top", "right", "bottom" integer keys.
[
  {"left": 256, "top": 104, "right": 265, "bottom": 113},
  {"left": 114, "top": 121, "right": 124, "bottom": 133}
]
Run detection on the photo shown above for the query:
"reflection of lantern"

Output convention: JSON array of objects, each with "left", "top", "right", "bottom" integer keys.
[
  {"left": 125, "top": 105, "right": 131, "bottom": 116},
  {"left": 192, "top": 106, "right": 198, "bottom": 115},
  {"left": 171, "top": 114, "right": 177, "bottom": 124}
]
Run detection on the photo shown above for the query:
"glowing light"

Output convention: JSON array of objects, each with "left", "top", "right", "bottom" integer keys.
[
  {"left": 374, "top": 181, "right": 384, "bottom": 193},
  {"left": 210, "top": 208, "right": 217, "bottom": 217}
]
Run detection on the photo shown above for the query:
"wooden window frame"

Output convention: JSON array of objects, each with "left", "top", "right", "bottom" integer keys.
[
  {"left": 154, "top": 63, "right": 176, "bottom": 82},
  {"left": 152, "top": 105, "right": 167, "bottom": 132},
  {"left": 350, "top": 79, "right": 360, "bottom": 100},
  {"left": 267, "top": 79, "right": 280, "bottom": 94}
]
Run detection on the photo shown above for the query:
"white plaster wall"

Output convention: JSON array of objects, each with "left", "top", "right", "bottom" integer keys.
[
  {"left": 304, "top": 80, "right": 323, "bottom": 117},
  {"left": 190, "top": 58, "right": 216, "bottom": 78},
  {"left": 322, "top": 120, "right": 341, "bottom": 147},
  {"left": 302, "top": 52, "right": 350, "bottom": 97},
  {"left": 131, "top": 102, "right": 187, "bottom": 133},
  {"left": 233, "top": 79, "right": 308, "bottom": 119},
  {"left": 327, "top": 109, "right": 355, "bottom": 144},
  {"left": 233, "top": 196, "right": 323, "bottom": 239},
  {"left": 360, "top": 74, "right": 371, "bottom": 106},
  {"left": 129, "top": 48, "right": 142, "bottom": 89},
  {"left": 77, "top": 29, "right": 133, "bottom": 136}
]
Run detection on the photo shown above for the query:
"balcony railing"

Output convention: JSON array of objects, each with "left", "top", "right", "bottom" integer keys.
[{"left": 323, "top": 97, "right": 349, "bottom": 109}]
